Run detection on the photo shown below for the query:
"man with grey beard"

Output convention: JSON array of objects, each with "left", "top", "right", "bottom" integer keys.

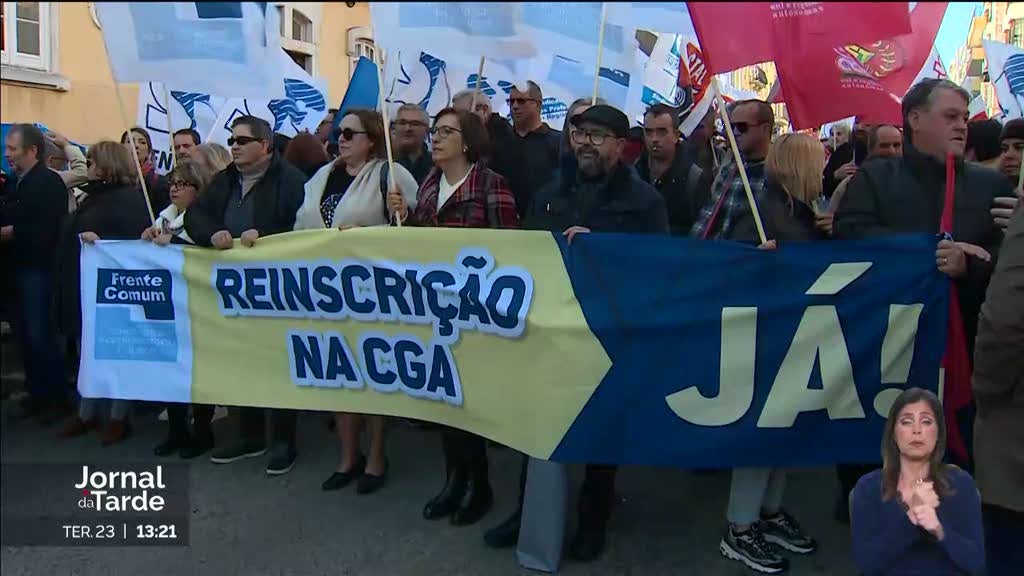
[{"left": 523, "top": 104, "right": 667, "bottom": 562}]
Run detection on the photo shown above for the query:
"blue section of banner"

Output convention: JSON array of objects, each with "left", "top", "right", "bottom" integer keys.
[
  {"left": 398, "top": 4, "right": 516, "bottom": 37},
  {"left": 94, "top": 308, "right": 177, "bottom": 363},
  {"left": 551, "top": 235, "right": 948, "bottom": 468},
  {"left": 128, "top": 3, "right": 246, "bottom": 64}
]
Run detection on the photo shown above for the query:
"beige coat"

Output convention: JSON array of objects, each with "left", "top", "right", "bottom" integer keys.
[{"left": 973, "top": 205, "right": 1024, "bottom": 512}]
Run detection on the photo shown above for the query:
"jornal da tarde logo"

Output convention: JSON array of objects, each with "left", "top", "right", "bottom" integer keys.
[{"left": 75, "top": 465, "right": 167, "bottom": 512}]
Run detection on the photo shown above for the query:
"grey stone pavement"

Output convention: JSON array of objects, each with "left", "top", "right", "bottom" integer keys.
[{"left": 1, "top": 399, "right": 861, "bottom": 576}]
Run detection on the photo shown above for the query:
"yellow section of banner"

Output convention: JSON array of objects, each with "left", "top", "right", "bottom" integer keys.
[{"left": 183, "top": 227, "right": 611, "bottom": 460}]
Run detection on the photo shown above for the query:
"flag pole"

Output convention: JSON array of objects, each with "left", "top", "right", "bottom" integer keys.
[
  {"left": 98, "top": 35, "right": 154, "bottom": 224},
  {"left": 375, "top": 47, "right": 401, "bottom": 227},
  {"left": 1018, "top": 154, "right": 1024, "bottom": 193},
  {"left": 711, "top": 76, "right": 767, "bottom": 244},
  {"left": 591, "top": 2, "right": 608, "bottom": 105},
  {"left": 472, "top": 56, "right": 486, "bottom": 110},
  {"left": 163, "top": 84, "right": 178, "bottom": 167}
]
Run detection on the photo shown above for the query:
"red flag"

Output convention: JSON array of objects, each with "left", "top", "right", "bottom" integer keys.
[
  {"left": 940, "top": 153, "right": 973, "bottom": 464},
  {"left": 689, "top": 2, "right": 912, "bottom": 75},
  {"left": 776, "top": 3, "right": 948, "bottom": 130}
]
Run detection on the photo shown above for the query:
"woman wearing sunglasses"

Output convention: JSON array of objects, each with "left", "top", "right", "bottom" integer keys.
[
  {"left": 851, "top": 388, "right": 984, "bottom": 575},
  {"left": 57, "top": 142, "right": 152, "bottom": 445},
  {"left": 387, "top": 108, "right": 520, "bottom": 527},
  {"left": 294, "top": 108, "right": 419, "bottom": 496}
]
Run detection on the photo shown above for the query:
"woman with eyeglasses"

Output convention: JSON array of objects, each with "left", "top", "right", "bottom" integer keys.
[
  {"left": 295, "top": 108, "right": 419, "bottom": 496},
  {"left": 141, "top": 160, "right": 221, "bottom": 458},
  {"left": 851, "top": 388, "right": 984, "bottom": 575},
  {"left": 57, "top": 142, "right": 152, "bottom": 445},
  {"left": 120, "top": 126, "right": 170, "bottom": 214},
  {"left": 387, "top": 107, "right": 520, "bottom": 527}
]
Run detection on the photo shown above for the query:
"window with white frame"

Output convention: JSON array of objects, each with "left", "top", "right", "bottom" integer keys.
[
  {"left": 291, "top": 9, "right": 312, "bottom": 43},
  {"left": 277, "top": 4, "right": 315, "bottom": 74},
  {"left": 347, "top": 27, "right": 374, "bottom": 74},
  {"left": 1, "top": 1, "right": 51, "bottom": 71}
]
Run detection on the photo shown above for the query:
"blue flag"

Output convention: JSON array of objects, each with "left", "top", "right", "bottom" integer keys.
[{"left": 333, "top": 56, "right": 381, "bottom": 139}]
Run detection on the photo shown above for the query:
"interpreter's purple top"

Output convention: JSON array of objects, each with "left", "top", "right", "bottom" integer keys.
[{"left": 850, "top": 467, "right": 985, "bottom": 575}]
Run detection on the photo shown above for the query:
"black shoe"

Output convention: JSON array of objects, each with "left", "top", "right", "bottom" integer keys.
[
  {"left": 423, "top": 467, "right": 467, "bottom": 520},
  {"left": 450, "top": 476, "right": 493, "bottom": 526},
  {"left": 569, "top": 529, "right": 607, "bottom": 562},
  {"left": 179, "top": 434, "right": 214, "bottom": 460},
  {"left": 322, "top": 454, "right": 365, "bottom": 491},
  {"left": 760, "top": 510, "right": 817, "bottom": 554},
  {"left": 356, "top": 460, "right": 389, "bottom": 495},
  {"left": 266, "top": 444, "right": 297, "bottom": 476},
  {"left": 720, "top": 524, "right": 789, "bottom": 574},
  {"left": 484, "top": 510, "right": 522, "bottom": 549},
  {"left": 154, "top": 436, "right": 187, "bottom": 457}
]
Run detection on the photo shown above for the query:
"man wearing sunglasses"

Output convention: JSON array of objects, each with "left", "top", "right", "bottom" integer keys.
[
  {"left": 392, "top": 103, "right": 433, "bottom": 185},
  {"left": 690, "top": 99, "right": 774, "bottom": 240},
  {"left": 509, "top": 81, "right": 561, "bottom": 218},
  {"left": 184, "top": 115, "right": 306, "bottom": 476},
  {"left": 636, "top": 103, "right": 711, "bottom": 235},
  {"left": 526, "top": 105, "right": 667, "bottom": 562}
]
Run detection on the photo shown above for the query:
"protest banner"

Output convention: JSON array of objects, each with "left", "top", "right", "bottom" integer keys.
[
  {"left": 79, "top": 230, "right": 947, "bottom": 468},
  {"left": 96, "top": 1, "right": 285, "bottom": 99},
  {"left": 137, "top": 50, "right": 328, "bottom": 174}
]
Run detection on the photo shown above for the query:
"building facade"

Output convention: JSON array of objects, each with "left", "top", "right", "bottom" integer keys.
[
  {"left": 947, "top": 2, "right": 1024, "bottom": 117},
  {"left": 1, "top": 2, "right": 372, "bottom": 144}
]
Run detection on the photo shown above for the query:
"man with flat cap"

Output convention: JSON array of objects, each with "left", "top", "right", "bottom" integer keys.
[{"left": 520, "top": 104, "right": 668, "bottom": 562}]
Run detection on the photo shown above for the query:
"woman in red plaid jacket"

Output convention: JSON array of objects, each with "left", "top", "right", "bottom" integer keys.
[{"left": 388, "top": 107, "right": 519, "bottom": 527}]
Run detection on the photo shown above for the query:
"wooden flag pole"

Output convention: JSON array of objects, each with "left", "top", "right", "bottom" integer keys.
[
  {"left": 591, "top": 2, "right": 608, "bottom": 105},
  {"left": 375, "top": 47, "right": 401, "bottom": 227},
  {"left": 472, "top": 56, "right": 486, "bottom": 111},
  {"left": 163, "top": 84, "right": 178, "bottom": 167},
  {"left": 711, "top": 76, "right": 767, "bottom": 244}
]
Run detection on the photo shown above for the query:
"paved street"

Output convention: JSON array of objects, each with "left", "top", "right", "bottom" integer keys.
[{"left": 0, "top": 401, "right": 860, "bottom": 576}]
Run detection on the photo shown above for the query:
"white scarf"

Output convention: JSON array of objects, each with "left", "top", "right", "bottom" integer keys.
[
  {"left": 154, "top": 204, "right": 194, "bottom": 244},
  {"left": 294, "top": 158, "right": 419, "bottom": 230}
]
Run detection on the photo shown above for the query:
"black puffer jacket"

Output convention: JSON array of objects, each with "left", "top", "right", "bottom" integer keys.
[
  {"left": 635, "top": 144, "right": 711, "bottom": 236},
  {"left": 834, "top": 143, "right": 1015, "bottom": 352},
  {"left": 184, "top": 154, "right": 305, "bottom": 246}
]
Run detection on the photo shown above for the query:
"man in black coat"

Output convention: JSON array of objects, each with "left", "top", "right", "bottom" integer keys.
[
  {"left": 452, "top": 89, "right": 531, "bottom": 218},
  {"left": 185, "top": 115, "right": 305, "bottom": 476},
  {"left": 1, "top": 124, "right": 69, "bottom": 421},
  {"left": 635, "top": 103, "right": 711, "bottom": 235},
  {"left": 823, "top": 121, "right": 869, "bottom": 198},
  {"left": 835, "top": 79, "right": 1016, "bottom": 472},
  {"left": 484, "top": 105, "right": 667, "bottom": 562},
  {"left": 835, "top": 79, "right": 1014, "bottom": 355}
]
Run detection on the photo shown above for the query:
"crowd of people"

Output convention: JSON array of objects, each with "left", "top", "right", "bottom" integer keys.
[{"left": 1, "top": 76, "right": 1021, "bottom": 575}]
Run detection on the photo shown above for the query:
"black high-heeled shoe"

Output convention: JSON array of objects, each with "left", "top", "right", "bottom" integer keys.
[
  {"left": 322, "top": 454, "right": 365, "bottom": 491},
  {"left": 423, "top": 466, "right": 467, "bottom": 520},
  {"left": 356, "top": 459, "right": 389, "bottom": 495}
]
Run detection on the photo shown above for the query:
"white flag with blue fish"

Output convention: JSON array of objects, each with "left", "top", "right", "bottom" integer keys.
[
  {"left": 138, "top": 50, "right": 328, "bottom": 174},
  {"left": 97, "top": 2, "right": 285, "bottom": 98},
  {"left": 984, "top": 40, "right": 1024, "bottom": 120}
]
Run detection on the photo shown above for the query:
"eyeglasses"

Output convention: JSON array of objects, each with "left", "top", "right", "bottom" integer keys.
[
  {"left": 392, "top": 120, "right": 427, "bottom": 129},
  {"left": 507, "top": 97, "right": 539, "bottom": 106},
  {"left": 570, "top": 129, "right": 612, "bottom": 147},
  {"left": 227, "top": 135, "right": 262, "bottom": 146},
  {"left": 169, "top": 179, "right": 197, "bottom": 189},
  {"left": 732, "top": 122, "right": 766, "bottom": 135},
  {"left": 334, "top": 128, "right": 367, "bottom": 141},
  {"left": 429, "top": 126, "right": 462, "bottom": 139}
]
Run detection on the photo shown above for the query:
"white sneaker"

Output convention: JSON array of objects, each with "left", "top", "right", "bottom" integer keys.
[{"left": 157, "top": 408, "right": 168, "bottom": 421}]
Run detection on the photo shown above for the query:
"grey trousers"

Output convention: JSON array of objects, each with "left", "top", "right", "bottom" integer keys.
[
  {"left": 726, "top": 467, "right": 788, "bottom": 526},
  {"left": 517, "top": 458, "right": 568, "bottom": 573}
]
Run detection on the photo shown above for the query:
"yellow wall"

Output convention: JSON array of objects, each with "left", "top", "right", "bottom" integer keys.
[
  {"left": 321, "top": 1, "right": 371, "bottom": 106},
  {"left": 1, "top": 2, "right": 138, "bottom": 144},
  {"left": 1, "top": 2, "right": 371, "bottom": 145}
]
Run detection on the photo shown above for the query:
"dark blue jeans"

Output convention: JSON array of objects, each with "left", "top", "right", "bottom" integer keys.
[{"left": 15, "top": 270, "right": 64, "bottom": 406}]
